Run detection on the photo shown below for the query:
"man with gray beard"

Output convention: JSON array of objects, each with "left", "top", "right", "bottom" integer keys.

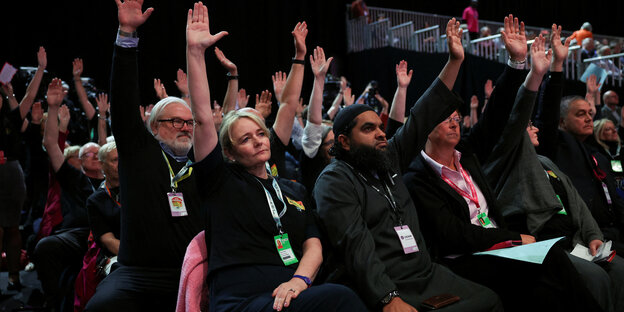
[{"left": 85, "top": 0, "right": 202, "bottom": 310}]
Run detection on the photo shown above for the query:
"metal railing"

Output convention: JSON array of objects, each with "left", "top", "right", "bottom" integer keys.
[
  {"left": 583, "top": 53, "right": 624, "bottom": 87},
  {"left": 346, "top": 4, "right": 624, "bottom": 87},
  {"left": 410, "top": 25, "right": 440, "bottom": 53},
  {"left": 390, "top": 21, "right": 414, "bottom": 50}
]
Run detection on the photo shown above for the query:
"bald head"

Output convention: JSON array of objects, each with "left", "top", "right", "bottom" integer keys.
[{"left": 603, "top": 91, "right": 620, "bottom": 109}]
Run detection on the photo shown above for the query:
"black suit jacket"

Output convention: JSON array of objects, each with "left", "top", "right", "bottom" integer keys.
[{"left": 404, "top": 149, "right": 520, "bottom": 260}]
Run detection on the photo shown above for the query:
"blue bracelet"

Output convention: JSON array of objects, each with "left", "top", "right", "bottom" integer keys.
[{"left": 293, "top": 274, "right": 311, "bottom": 287}]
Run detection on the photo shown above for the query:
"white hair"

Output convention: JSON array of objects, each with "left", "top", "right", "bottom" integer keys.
[
  {"left": 147, "top": 97, "right": 191, "bottom": 135},
  {"left": 79, "top": 142, "right": 101, "bottom": 159}
]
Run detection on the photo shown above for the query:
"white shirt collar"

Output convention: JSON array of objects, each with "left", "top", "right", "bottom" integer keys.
[{"left": 420, "top": 149, "right": 463, "bottom": 176}]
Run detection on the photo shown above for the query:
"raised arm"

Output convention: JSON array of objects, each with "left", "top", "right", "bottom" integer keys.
[
  {"left": 389, "top": 60, "right": 412, "bottom": 123},
  {"left": 273, "top": 22, "right": 307, "bottom": 145},
  {"left": 214, "top": 47, "right": 238, "bottom": 113},
  {"left": 186, "top": 1, "right": 227, "bottom": 161},
  {"left": 535, "top": 24, "right": 571, "bottom": 157},
  {"left": 43, "top": 78, "right": 68, "bottom": 173},
  {"left": 524, "top": 35, "right": 552, "bottom": 92},
  {"left": 96, "top": 93, "right": 110, "bottom": 146},
  {"left": 0, "top": 83, "right": 19, "bottom": 111},
  {"left": 19, "top": 47, "right": 47, "bottom": 119},
  {"left": 272, "top": 71, "right": 287, "bottom": 103},
  {"left": 153, "top": 78, "right": 168, "bottom": 100},
  {"left": 174, "top": 68, "right": 190, "bottom": 100},
  {"left": 72, "top": 58, "right": 96, "bottom": 120},
  {"left": 255, "top": 90, "right": 273, "bottom": 119},
  {"left": 308, "top": 46, "right": 333, "bottom": 125},
  {"left": 585, "top": 74, "right": 601, "bottom": 118},
  {"left": 438, "top": 18, "right": 464, "bottom": 90},
  {"left": 236, "top": 88, "right": 249, "bottom": 110}
]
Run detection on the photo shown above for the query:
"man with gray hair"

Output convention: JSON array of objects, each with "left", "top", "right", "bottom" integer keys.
[
  {"left": 601, "top": 90, "right": 621, "bottom": 125},
  {"left": 85, "top": 1, "right": 202, "bottom": 311}
]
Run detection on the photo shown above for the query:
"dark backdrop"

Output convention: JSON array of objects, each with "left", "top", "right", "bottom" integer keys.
[{"left": 1, "top": 0, "right": 622, "bottom": 108}]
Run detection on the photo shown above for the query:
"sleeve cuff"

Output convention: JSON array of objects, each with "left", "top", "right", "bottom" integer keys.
[
  {"left": 115, "top": 34, "right": 139, "bottom": 48},
  {"left": 302, "top": 123, "right": 324, "bottom": 158}
]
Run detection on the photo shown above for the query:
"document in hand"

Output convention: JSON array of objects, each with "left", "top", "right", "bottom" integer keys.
[
  {"left": 473, "top": 237, "right": 564, "bottom": 264},
  {"left": 570, "top": 240, "right": 616, "bottom": 263}
]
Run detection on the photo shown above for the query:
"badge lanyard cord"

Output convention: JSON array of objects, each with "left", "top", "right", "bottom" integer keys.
[
  {"left": 257, "top": 165, "right": 288, "bottom": 234},
  {"left": 440, "top": 163, "right": 481, "bottom": 212},
  {"left": 104, "top": 183, "right": 121, "bottom": 207},
  {"left": 345, "top": 163, "right": 403, "bottom": 225},
  {"left": 161, "top": 150, "right": 193, "bottom": 192}
]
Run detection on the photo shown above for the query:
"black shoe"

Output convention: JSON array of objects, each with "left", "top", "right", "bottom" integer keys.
[{"left": 7, "top": 280, "right": 23, "bottom": 291}]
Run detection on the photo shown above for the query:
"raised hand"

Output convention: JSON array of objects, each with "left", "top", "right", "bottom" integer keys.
[
  {"left": 309, "top": 46, "right": 333, "bottom": 78},
  {"left": 153, "top": 78, "right": 168, "bottom": 99},
  {"left": 586, "top": 74, "right": 601, "bottom": 95},
  {"left": 255, "top": 90, "right": 273, "bottom": 118},
  {"left": 37, "top": 46, "right": 47, "bottom": 69},
  {"left": 396, "top": 60, "right": 413, "bottom": 88},
  {"left": 484, "top": 79, "right": 493, "bottom": 98},
  {"left": 31, "top": 102, "right": 44, "bottom": 124},
  {"left": 58, "top": 104, "right": 71, "bottom": 131},
  {"left": 446, "top": 18, "right": 464, "bottom": 61},
  {"left": 46, "top": 78, "right": 66, "bottom": 108},
  {"left": 214, "top": 47, "right": 238, "bottom": 74},
  {"left": 501, "top": 14, "right": 527, "bottom": 62},
  {"left": 96, "top": 93, "right": 110, "bottom": 115},
  {"left": 550, "top": 24, "right": 572, "bottom": 71},
  {"left": 292, "top": 21, "right": 308, "bottom": 59},
  {"left": 139, "top": 104, "right": 154, "bottom": 123},
  {"left": 343, "top": 87, "right": 355, "bottom": 106},
  {"left": 237, "top": 88, "right": 249, "bottom": 108},
  {"left": 212, "top": 100, "right": 223, "bottom": 129},
  {"left": 115, "top": 0, "right": 153, "bottom": 33},
  {"left": 470, "top": 95, "right": 479, "bottom": 109},
  {"left": 72, "top": 58, "right": 83, "bottom": 77},
  {"left": 175, "top": 69, "right": 189, "bottom": 97},
  {"left": 0, "top": 83, "right": 13, "bottom": 97},
  {"left": 186, "top": 2, "right": 228, "bottom": 52},
  {"left": 529, "top": 34, "right": 552, "bottom": 77},
  {"left": 272, "top": 71, "right": 287, "bottom": 101}
]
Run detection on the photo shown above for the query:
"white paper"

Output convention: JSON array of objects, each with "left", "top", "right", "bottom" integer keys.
[
  {"left": 0, "top": 63, "right": 17, "bottom": 85},
  {"left": 570, "top": 240, "right": 612, "bottom": 262},
  {"left": 474, "top": 237, "right": 564, "bottom": 264}
]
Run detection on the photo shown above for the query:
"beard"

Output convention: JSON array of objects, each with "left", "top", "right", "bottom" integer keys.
[
  {"left": 155, "top": 132, "right": 193, "bottom": 156},
  {"left": 347, "top": 143, "right": 395, "bottom": 174}
]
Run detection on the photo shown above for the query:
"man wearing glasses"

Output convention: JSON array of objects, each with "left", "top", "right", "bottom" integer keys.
[{"left": 85, "top": 1, "right": 202, "bottom": 310}]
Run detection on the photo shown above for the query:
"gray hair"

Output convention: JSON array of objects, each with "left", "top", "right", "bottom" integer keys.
[
  {"left": 79, "top": 142, "right": 101, "bottom": 159},
  {"left": 98, "top": 141, "right": 117, "bottom": 162},
  {"left": 63, "top": 145, "right": 80, "bottom": 159},
  {"left": 147, "top": 97, "right": 191, "bottom": 135},
  {"left": 581, "top": 22, "right": 592, "bottom": 32},
  {"left": 560, "top": 95, "right": 586, "bottom": 119}
]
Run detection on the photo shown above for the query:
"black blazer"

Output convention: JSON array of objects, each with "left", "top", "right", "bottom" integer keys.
[{"left": 404, "top": 150, "right": 520, "bottom": 260}]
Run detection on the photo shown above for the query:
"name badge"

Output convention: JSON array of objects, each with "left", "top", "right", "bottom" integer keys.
[
  {"left": 167, "top": 192, "right": 188, "bottom": 217},
  {"left": 394, "top": 225, "right": 419, "bottom": 254},
  {"left": 612, "top": 160, "right": 623, "bottom": 173},
  {"left": 477, "top": 212, "right": 494, "bottom": 228},
  {"left": 274, "top": 233, "right": 299, "bottom": 266}
]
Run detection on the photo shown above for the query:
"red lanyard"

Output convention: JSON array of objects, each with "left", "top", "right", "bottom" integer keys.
[
  {"left": 105, "top": 183, "right": 121, "bottom": 207},
  {"left": 440, "top": 163, "right": 480, "bottom": 209},
  {"left": 591, "top": 155, "right": 607, "bottom": 180}
]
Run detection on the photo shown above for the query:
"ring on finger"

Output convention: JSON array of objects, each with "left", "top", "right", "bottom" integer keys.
[{"left": 288, "top": 288, "right": 296, "bottom": 293}]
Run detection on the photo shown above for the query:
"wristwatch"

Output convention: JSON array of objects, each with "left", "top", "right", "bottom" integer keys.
[{"left": 381, "top": 290, "right": 400, "bottom": 305}]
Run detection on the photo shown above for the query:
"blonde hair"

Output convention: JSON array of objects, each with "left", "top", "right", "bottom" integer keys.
[
  {"left": 219, "top": 110, "right": 269, "bottom": 161},
  {"left": 594, "top": 119, "right": 620, "bottom": 151}
]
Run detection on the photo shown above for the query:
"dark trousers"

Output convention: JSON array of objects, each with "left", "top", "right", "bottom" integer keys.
[
  {"left": 85, "top": 265, "right": 181, "bottom": 312},
  {"left": 33, "top": 227, "right": 89, "bottom": 312},
  {"left": 441, "top": 245, "right": 602, "bottom": 312},
  {"left": 209, "top": 265, "right": 367, "bottom": 312}
]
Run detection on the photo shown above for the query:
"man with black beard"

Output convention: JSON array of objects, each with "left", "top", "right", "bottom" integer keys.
[{"left": 314, "top": 19, "right": 502, "bottom": 311}]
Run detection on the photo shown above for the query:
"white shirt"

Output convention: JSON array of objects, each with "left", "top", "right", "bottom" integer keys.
[{"left": 421, "top": 150, "right": 497, "bottom": 228}]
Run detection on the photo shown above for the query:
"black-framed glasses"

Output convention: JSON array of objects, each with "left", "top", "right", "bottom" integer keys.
[{"left": 158, "top": 118, "right": 195, "bottom": 129}]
